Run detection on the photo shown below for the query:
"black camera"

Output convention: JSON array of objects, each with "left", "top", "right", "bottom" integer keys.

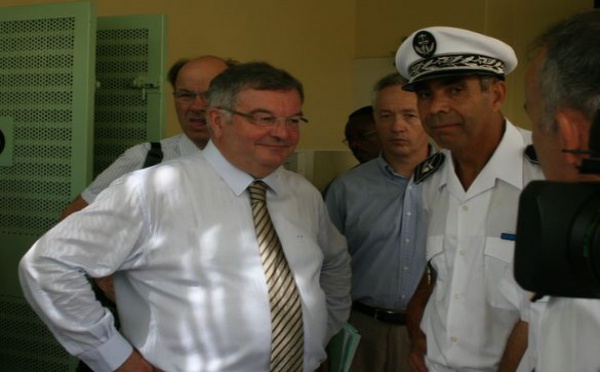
[
  {"left": 514, "top": 181, "right": 600, "bottom": 298},
  {"left": 514, "top": 110, "right": 600, "bottom": 299}
]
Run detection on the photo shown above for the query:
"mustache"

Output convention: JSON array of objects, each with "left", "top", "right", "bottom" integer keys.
[{"left": 425, "top": 114, "right": 459, "bottom": 127}]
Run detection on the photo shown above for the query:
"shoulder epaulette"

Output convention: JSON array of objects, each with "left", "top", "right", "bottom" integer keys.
[
  {"left": 524, "top": 144, "right": 539, "bottom": 165},
  {"left": 414, "top": 152, "right": 446, "bottom": 184}
]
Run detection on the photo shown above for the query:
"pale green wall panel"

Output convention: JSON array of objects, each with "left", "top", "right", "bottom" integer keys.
[{"left": 0, "top": 1, "right": 95, "bottom": 370}]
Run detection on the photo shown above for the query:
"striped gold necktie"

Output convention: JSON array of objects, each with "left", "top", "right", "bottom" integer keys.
[{"left": 248, "top": 180, "right": 304, "bottom": 372}]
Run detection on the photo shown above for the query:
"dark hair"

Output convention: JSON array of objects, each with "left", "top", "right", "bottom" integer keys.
[
  {"left": 207, "top": 62, "right": 304, "bottom": 110},
  {"left": 348, "top": 105, "right": 373, "bottom": 119},
  {"left": 529, "top": 10, "right": 600, "bottom": 133},
  {"left": 167, "top": 58, "right": 189, "bottom": 89}
]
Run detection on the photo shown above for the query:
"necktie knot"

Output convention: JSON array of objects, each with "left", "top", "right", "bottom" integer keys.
[{"left": 248, "top": 180, "right": 267, "bottom": 204}]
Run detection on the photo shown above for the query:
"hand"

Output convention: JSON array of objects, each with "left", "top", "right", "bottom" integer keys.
[
  {"left": 115, "top": 350, "right": 158, "bottom": 372},
  {"left": 95, "top": 276, "right": 116, "bottom": 303},
  {"left": 408, "top": 334, "right": 428, "bottom": 372}
]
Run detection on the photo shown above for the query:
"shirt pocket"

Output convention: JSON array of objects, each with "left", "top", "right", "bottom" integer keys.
[{"left": 484, "top": 237, "right": 517, "bottom": 310}]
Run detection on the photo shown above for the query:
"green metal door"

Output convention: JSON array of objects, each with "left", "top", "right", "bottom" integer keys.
[
  {"left": 94, "top": 14, "right": 167, "bottom": 178},
  {"left": 0, "top": 1, "right": 96, "bottom": 371}
]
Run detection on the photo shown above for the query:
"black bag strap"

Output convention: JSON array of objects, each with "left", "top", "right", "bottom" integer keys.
[{"left": 142, "top": 141, "right": 164, "bottom": 168}]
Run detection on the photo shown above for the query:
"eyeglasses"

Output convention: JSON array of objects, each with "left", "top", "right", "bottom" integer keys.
[
  {"left": 173, "top": 90, "right": 207, "bottom": 102},
  {"left": 342, "top": 129, "right": 377, "bottom": 145},
  {"left": 219, "top": 107, "right": 308, "bottom": 128}
]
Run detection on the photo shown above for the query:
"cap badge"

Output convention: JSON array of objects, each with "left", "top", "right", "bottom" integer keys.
[{"left": 413, "top": 31, "right": 436, "bottom": 58}]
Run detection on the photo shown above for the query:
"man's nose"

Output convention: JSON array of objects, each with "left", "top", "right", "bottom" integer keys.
[{"left": 190, "top": 94, "right": 208, "bottom": 109}]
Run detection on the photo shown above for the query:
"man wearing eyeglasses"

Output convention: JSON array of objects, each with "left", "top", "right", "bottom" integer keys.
[
  {"left": 19, "top": 61, "right": 351, "bottom": 372},
  {"left": 60, "top": 55, "right": 232, "bottom": 219},
  {"left": 325, "top": 72, "right": 430, "bottom": 372}
]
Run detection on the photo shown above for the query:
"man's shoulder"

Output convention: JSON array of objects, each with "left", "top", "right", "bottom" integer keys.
[
  {"left": 278, "top": 168, "right": 325, "bottom": 201},
  {"left": 325, "top": 160, "right": 380, "bottom": 195},
  {"left": 413, "top": 152, "right": 446, "bottom": 185},
  {"left": 334, "top": 160, "right": 378, "bottom": 182}
]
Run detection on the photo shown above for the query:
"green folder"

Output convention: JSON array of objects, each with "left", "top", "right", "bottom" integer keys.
[{"left": 327, "top": 322, "right": 361, "bottom": 372}]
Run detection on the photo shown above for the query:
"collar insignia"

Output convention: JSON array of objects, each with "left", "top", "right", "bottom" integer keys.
[
  {"left": 414, "top": 152, "right": 445, "bottom": 184},
  {"left": 524, "top": 145, "right": 539, "bottom": 165},
  {"left": 413, "top": 30, "right": 436, "bottom": 58}
]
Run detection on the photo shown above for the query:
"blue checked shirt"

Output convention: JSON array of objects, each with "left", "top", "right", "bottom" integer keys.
[{"left": 325, "top": 154, "right": 427, "bottom": 310}]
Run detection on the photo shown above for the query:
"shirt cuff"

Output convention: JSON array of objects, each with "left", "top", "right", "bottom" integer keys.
[
  {"left": 78, "top": 332, "right": 133, "bottom": 372},
  {"left": 81, "top": 189, "right": 96, "bottom": 204}
]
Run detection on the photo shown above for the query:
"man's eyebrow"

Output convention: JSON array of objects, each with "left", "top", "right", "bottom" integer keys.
[{"left": 247, "top": 108, "right": 305, "bottom": 116}]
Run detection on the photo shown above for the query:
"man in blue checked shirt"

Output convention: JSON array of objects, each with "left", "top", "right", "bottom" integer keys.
[{"left": 325, "top": 72, "right": 431, "bottom": 372}]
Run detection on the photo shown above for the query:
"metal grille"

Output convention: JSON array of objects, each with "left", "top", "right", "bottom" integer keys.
[
  {"left": 0, "top": 295, "right": 72, "bottom": 371},
  {"left": 0, "top": 17, "right": 76, "bottom": 237},
  {"left": 93, "top": 27, "right": 150, "bottom": 177}
]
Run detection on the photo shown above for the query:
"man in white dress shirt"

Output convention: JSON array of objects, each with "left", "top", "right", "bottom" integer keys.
[
  {"left": 522, "top": 10, "right": 600, "bottom": 372},
  {"left": 395, "top": 27, "right": 544, "bottom": 371},
  {"left": 19, "top": 61, "right": 352, "bottom": 372},
  {"left": 60, "top": 55, "right": 232, "bottom": 219}
]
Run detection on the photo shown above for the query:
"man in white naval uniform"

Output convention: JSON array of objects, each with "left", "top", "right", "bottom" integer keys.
[{"left": 395, "top": 27, "right": 544, "bottom": 372}]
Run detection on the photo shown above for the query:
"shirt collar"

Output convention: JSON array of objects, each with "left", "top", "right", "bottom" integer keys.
[
  {"left": 178, "top": 134, "right": 201, "bottom": 154},
  {"left": 202, "top": 141, "right": 282, "bottom": 196},
  {"left": 437, "top": 120, "right": 525, "bottom": 190},
  {"left": 376, "top": 155, "right": 408, "bottom": 180},
  {"left": 487, "top": 120, "right": 526, "bottom": 190},
  {"left": 377, "top": 144, "right": 436, "bottom": 179}
]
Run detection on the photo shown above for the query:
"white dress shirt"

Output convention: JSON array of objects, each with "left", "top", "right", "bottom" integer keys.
[
  {"left": 82, "top": 133, "right": 199, "bottom": 203},
  {"left": 421, "top": 121, "right": 544, "bottom": 371},
  {"left": 537, "top": 297, "right": 600, "bottom": 372},
  {"left": 19, "top": 141, "right": 351, "bottom": 372}
]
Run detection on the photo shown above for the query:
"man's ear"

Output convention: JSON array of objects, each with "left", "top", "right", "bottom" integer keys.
[
  {"left": 207, "top": 108, "right": 224, "bottom": 139},
  {"left": 557, "top": 108, "right": 591, "bottom": 166},
  {"left": 490, "top": 80, "right": 507, "bottom": 111}
]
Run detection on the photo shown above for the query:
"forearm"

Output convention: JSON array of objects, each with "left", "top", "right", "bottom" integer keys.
[
  {"left": 498, "top": 320, "right": 528, "bottom": 372},
  {"left": 321, "top": 249, "right": 352, "bottom": 340},
  {"left": 407, "top": 271, "right": 433, "bottom": 342},
  {"left": 60, "top": 194, "right": 89, "bottom": 220},
  {"left": 406, "top": 271, "right": 433, "bottom": 372},
  {"left": 19, "top": 244, "right": 131, "bottom": 370}
]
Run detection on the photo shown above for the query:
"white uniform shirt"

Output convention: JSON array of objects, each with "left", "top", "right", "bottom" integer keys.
[
  {"left": 499, "top": 266, "right": 548, "bottom": 372},
  {"left": 421, "top": 121, "right": 544, "bottom": 371},
  {"left": 82, "top": 133, "right": 199, "bottom": 203},
  {"left": 19, "top": 141, "right": 352, "bottom": 372},
  {"left": 537, "top": 297, "right": 600, "bottom": 372}
]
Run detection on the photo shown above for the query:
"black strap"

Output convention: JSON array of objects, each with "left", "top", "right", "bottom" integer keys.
[{"left": 142, "top": 141, "right": 164, "bottom": 168}]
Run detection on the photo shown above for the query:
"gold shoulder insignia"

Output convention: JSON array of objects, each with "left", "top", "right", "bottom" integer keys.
[{"left": 414, "top": 152, "right": 445, "bottom": 184}]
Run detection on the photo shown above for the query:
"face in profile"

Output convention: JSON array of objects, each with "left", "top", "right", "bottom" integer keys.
[{"left": 525, "top": 51, "right": 573, "bottom": 181}]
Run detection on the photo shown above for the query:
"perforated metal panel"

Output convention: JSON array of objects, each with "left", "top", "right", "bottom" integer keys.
[
  {"left": 94, "top": 15, "right": 166, "bottom": 177},
  {"left": 0, "top": 4, "right": 95, "bottom": 239},
  {"left": 0, "top": 2, "right": 96, "bottom": 371},
  {"left": 0, "top": 295, "right": 74, "bottom": 371}
]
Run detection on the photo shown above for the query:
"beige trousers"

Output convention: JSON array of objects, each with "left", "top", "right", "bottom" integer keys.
[{"left": 348, "top": 309, "right": 411, "bottom": 372}]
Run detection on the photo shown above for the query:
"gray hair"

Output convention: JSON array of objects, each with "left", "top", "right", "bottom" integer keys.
[
  {"left": 207, "top": 61, "right": 304, "bottom": 111},
  {"left": 371, "top": 73, "right": 408, "bottom": 108},
  {"left": 528, "top": 10, "right": 600, "bottom": 133}
]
